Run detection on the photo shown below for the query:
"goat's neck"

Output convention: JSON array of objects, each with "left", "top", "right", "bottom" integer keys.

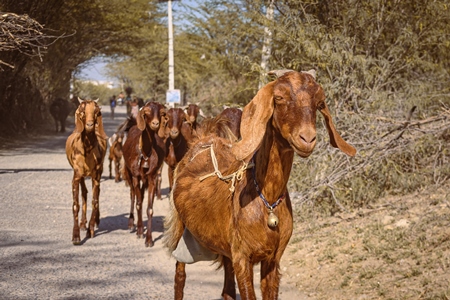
[
  {"left": 253, "top": 125, "right": 294, "bottom": 204},
  {"left": 82, "top": 130, "right": 98, "bottom": 152},
  {"left": 140, "top": 126, "right": 154, "bottom": 157}
]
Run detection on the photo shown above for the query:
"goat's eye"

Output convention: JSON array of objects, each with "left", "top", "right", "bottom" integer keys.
[
  {"left": 274, "top": 96, "right": 285, "bottom": 104},
  {"left": 317, "top": 102, "right": 326, "bottom": 110}
]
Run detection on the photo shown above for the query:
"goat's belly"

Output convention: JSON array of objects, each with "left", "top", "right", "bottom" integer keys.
[{"left": 173, "top": 174, "right": 234, "bottom": 255}]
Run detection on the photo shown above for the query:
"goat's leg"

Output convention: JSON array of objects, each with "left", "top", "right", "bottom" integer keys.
[
  {"left": 174, "top": 261, "right": 186, "bottom": 300},
  {"left": 109, "top": 158, "right": 113, "bottom": 179},
  {"left": 79, "top": 177, "right": 88, "bottom": 231},
  {"left": 71, "top": 175, "right": 81, "bottom": 245},
  {"left": 260, "top": 260, "right": 280, "bottom": 300},
  {"left": 145, "top": 180, "right": 156, "bottom": 247},
  {"left": 222, "top": 256, "right": 237, "bottom": 300},
  {"left": 156, "top": 167, "right": 162, "bottom": 200},
  {"left": 134, "top": 178, "right": 145, "bottom": 239},
  {"left": 168, "top": 166, "right": 175, "bottom": 192},
  {"left": 87, "top": 174, "right": 101, "bottom": 239},
  {"left": 114, "top": 159, "right": 121, "bottom": 182},
  {"left": 233, "top": 257, "right": 256, "bottom": 300}
]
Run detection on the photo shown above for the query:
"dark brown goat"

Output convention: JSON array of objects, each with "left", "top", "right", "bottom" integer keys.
[
  {"left": 217, "top": 107, "right": 242, "bottom": 141},
  {"left": 164, "top": 70, "right": 356, "bottom": 299},
  {"left": 65, "top": 99, "right": 108, "bottom": 245},
  {"left": 108, "top": 131, "right": 124, "bottom": 182},
  {"left": 50, "top": 98, "right": 74, "bottom": 132},
  {"left": 184, "top": 103, "right": 204, "bottom": 130},
  {"left": 122, "top": 101, "right": 167, "bottom": 247},
  {"left": 163, "top": 108, "right": 192, "bottom": 192},
  {"left": 108, "top": 118, "right": 135, "bottom": 182}
]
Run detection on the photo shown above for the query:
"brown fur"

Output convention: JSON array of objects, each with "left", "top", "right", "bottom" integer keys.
[
  {"left": 65, "top": 99, "right": 107, "bottom": 245},
  {"left": 164, "top": 71, "right": 356, "bottom": 299},
  {"left": 121, "top": 101, "right": 167, "bottom": 247}
]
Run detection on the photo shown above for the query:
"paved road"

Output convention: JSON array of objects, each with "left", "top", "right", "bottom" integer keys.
[{"left": 0, "top": 105, "right": 307, "bottom": 299}]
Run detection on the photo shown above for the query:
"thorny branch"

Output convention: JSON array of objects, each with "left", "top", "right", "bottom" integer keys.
[
  {"left": 0, "top": 12, "right": 68, "bottom": 69},
  {"left": 291, "top": 105, "right": 450, "bottom": 206}
]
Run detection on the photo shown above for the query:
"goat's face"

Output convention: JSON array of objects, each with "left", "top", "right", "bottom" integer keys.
[
  {"left": 271, "top": 72, "right": 322, "bottom": 157},
  {"left": 76, "top": 100, "right": 101, "bottom": 134},
  {"left": 185, "top": 104, "right": 200, "bottom": 124},
  {"left": 137, "top": 101, "right": 167, "bottom": 135},
  {"left": 232, "top": 70, "right": 356, "bottom": 161},
  {"left": 166, "top": 108, "right": 186, "bottom": 139}
]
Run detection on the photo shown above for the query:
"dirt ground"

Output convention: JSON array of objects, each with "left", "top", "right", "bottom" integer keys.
[{"left": 282, "top": 184, "right": 450, "bottom": 299}]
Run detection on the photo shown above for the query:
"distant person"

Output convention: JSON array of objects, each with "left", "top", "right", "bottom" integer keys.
[
  {"left": 125, "top": 87, "right": 133, "bottom": 116},
  {"left": 117, "top": 92, "right": 124, "bottom": 106},
  {"left": 109, "top": 95, "right": 117, "bottom": 119}
]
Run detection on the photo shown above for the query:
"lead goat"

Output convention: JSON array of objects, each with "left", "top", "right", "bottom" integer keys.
[
  {"left": 65, "top": 99, "right": 108, "bottom": 245},
  {"left": 164, "top": 70, "right": 356, "bottom": 299},
  {"left": 122, "top": 101, "right": 167, "bottom": 247}
]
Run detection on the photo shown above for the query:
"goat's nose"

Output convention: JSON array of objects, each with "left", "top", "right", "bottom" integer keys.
[
  {"left": 299, "top": 129, "right": 316, "bottom": 144},
  {"left": 171, "top": 129, "right": 179, "bottom": 136},
  {"left": 151, "top": 120, "right": 160, "bottom": 128},
  {"left": 86, "top": 122, "right": 94, "bottom": 130}
]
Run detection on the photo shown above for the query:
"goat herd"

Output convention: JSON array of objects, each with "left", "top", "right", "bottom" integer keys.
[{"left": 64, "top": 70, "right": 356, "bottom": 300}]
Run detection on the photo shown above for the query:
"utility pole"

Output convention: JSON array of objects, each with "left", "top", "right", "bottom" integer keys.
[
  {"left": 259, "top": 0, "right": 274, "bottom": 89},
  {"left": 161, "top": 0, "right": 180, "bottom": 107}
]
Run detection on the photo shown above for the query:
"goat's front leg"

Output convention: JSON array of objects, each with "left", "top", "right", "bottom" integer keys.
[
  {"left": 145, "top": 178, "right": 156, "bottom": 247},
  {"left": 174, "top": 261, "right": 186, "bottom": 300},
  {"left": 79, "top": 177, "right": 88, "bottom": 231},
  {"left": 260, "top": 260, "right": 280, "bottom": 300},
  {"left": 134, "top": 177, "right": 145, "bottom": 239},
  {"left": 71, "top": 175, "right": 81, "bottom": 245},
  {"left": 87, "top": 173, "right": 101, "bottom": 239},
  {"left": 233, "top": 256, "right": 256, "bottom": 300},
  {"left": 222, "top": 256, "right": 237, "bottom": 300},
  {"left": 156, "top": 167, "right": 162, "bottom": 200}
]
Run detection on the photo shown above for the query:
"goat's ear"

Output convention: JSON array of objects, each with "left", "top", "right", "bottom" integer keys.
[
  {"left": 74, "top": 108, "right": 84, "bottom": 134},
  {"left": 158, "top": 115, "right": 169, "bottom": 139},
  {"left": 318, "top": 91, "right": 356, "bottom": 156},
  {"left": 95, "top": 114, "right": 108, "bottom": 140},
  {"left": 136, "top": 107, "right": 146, "bottom": 131},
  {"left": 232, "top": 81, "right": 276, "bottom": 161}
]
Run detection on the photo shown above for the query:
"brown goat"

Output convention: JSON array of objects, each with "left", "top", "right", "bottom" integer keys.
[
  {"left": 164, "top": 107, "right": 193, "bottom": 192},
  {"left": 163, "top": 70, "right": 356, "bottom": 299},
  {"left": 65, "top": 99, "right": 108, "bottom": 245},
  {"left": 184, "top": 103, "right": 204, "bottom": 130},
  {"left": 108, "top": 131, "right": 124, "bottom": 182},
  {"left": 217, "top": 107, "right": 242, "bottom": 141},
  {"left": 122, "top": 101, "right": 167, "bottom": 247}
]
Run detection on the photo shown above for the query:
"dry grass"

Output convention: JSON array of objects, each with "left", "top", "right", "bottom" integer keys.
[{"left": 282, "top": 182, "right": 450, "bottom": 300}]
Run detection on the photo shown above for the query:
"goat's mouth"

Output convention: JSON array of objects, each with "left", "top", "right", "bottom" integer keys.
[{"left": 289, "top": 138, "right": 315, "bottom": 158}]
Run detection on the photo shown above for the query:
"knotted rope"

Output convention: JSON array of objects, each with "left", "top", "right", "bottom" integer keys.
[{"left": 199, "top": 145, "right": 253, "bottom": 193}]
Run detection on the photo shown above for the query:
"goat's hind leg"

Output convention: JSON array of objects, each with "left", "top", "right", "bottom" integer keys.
[
  {"left": 222, "top": 257, "right": 237, "bottom": 300},
  {"left": 174, "top": 261, "right": 186, "bottom": 300}
]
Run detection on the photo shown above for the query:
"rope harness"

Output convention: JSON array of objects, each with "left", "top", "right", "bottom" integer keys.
[{"left": 198, "top": 144, "right": 253, "bottom": 193}]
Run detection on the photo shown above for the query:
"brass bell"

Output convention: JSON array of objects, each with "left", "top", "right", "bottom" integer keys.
[
  {"left": 143, "top": 160, "right": 149, "bottom": 168},
  {"left": 267, "top": 210, "right": 279, "bottom": 228}
]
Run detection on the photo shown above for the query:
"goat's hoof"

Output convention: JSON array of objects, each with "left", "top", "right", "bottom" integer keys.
[
  {"left": 72, "top": 237, "right": 81, "bottom": 245},
  {"left": 145, "top": 241, "right": 154, "bottom": 248}
]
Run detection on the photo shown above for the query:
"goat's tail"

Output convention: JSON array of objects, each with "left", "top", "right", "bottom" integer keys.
[{"left": 162, "top": 185, "right": 185, "bottom": 253}]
